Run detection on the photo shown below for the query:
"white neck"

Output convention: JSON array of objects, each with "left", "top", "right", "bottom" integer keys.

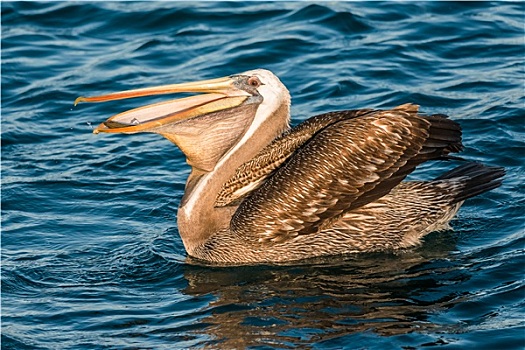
[{"left": 177, "top": 98, "right": 290, "bottom": 254}]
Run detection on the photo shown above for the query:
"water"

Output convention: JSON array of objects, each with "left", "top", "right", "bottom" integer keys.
[{"left": 2, "top": 2, "right": 524, "bottom": 349}]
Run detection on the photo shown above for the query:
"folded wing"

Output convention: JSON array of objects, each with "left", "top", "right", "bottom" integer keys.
[{"left": 229, "top": 104, "right": 463, "bottom": 243}]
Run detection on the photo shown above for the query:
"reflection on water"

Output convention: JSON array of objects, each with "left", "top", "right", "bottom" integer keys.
[{"left": 182, "top": 233, "right": 468, "bottom": 348}]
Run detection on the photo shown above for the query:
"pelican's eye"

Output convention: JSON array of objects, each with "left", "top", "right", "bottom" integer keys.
[{"left": 248, "top": 76, "right": 262, "bottom": 88}]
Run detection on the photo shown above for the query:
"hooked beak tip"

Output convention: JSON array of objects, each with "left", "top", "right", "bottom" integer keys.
[{"left": 74, "top": 97, "right": 87, "bottom": 106}]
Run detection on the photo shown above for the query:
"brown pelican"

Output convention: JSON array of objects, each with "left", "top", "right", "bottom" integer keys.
[{"left": 76, "top": 69, "right": 504, "bottom": 264}]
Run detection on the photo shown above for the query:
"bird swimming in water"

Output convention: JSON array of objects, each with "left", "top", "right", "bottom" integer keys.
[{"left": 76, "top": 69, "right": 505, "bottom": 264}]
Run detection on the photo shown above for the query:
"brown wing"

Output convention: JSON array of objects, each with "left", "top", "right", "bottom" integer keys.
[
  {"left": 215, "top": 108, "right": 373, "bottom": 206},
  {"left": 230, "top": 104, "right": 462, "bottom": 243}
]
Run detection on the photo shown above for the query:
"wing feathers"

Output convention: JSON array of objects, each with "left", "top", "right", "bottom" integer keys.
[
  {"left": 215, "top": 109, "right": 372, "bottom": 206},
  {"left": 230, "top": 105, "right": 463, "bottom": 243}
]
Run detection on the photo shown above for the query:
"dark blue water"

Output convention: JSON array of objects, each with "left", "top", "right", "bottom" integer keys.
[{"left": 2, "top": 2, "right": 524, "bottom": 349}]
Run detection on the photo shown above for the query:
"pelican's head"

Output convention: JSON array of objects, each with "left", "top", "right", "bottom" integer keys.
[
  {"left": 76, "top": 69, "right": 291, "bottom": 171},
  {"left": 76, "top": 69, "right": 290, "bottom": 134}
]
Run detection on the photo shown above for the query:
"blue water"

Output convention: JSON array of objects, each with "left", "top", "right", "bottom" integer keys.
[{"left": 2, "top": 2, "right": 524, "bottom": 349}]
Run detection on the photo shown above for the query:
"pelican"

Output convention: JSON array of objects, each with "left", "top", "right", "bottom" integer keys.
[{"left": 76, "top": 69, "right": 504, "bottom": 264}]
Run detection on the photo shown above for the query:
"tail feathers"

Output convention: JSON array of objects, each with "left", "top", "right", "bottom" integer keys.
[{"left": 435, "top": 163, "right": 505, "bottom": 203}]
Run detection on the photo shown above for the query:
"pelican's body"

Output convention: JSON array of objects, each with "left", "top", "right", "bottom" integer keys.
[{"left": 77, "top": 69, "right": 504, "bottom": 264}]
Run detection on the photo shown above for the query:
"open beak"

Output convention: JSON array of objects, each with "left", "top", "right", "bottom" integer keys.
[{"left": 75, "top": 76, "right": 251, "bottom": 134}]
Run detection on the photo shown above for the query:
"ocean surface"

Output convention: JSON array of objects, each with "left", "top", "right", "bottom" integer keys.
[{"left": 2, "top": 2, "right": 524, "bottom": 349}]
